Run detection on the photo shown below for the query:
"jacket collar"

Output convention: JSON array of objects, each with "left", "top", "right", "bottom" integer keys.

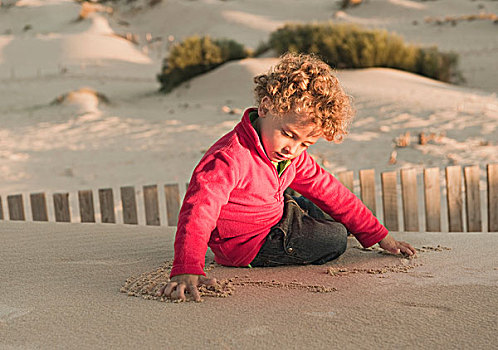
[{"left": 238, "top": 107, "right": 271, "bottom": 163}]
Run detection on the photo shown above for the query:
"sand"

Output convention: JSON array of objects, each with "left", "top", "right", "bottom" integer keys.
[
  {"left": 1, "top": 221, "right": 497, "bottom": 349},
  {"left": 119, "top": 244, "right": 460, "bottom": 303},
  {"left": 0, "top": 0, "right": 497, "bottom": 210},
  {"left": 1, "top": 1, "right": 497, "bottom": 348},
  {"left": 120, "top": 260, "right": 338, "bottom": 303}
]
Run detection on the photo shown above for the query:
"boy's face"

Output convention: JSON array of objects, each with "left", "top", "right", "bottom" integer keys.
[{"left": 257, "top": 100, "right": 322, "bottom": 162}]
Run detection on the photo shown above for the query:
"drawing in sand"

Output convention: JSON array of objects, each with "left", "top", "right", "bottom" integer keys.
[{"left": 1, "top": 0, "right": 497, "bottom": 348}]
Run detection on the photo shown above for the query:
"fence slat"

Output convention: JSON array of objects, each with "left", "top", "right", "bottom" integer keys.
[
  {"left": 488, "top": 164, "right": 498, "bottom": 232},
  {"left": 78, "top": 190, "right": 95, "bottom": 223},
  {"left": 0, "top": 195, "right": 3, "bottom": 220},
  {"left": 359, "top": 169, "right": 376, "bottom": 215},
  {"left": 99, "top": 188, "right": 115, "bottom": 223},
  {"left": 401, "top": 168, "right": 418, "bottom": 231},
  {"left": 30, "top": 193, "right": 48, "bottom": 221},
  {"left": 446, "top": 166, "right": 463, "bottom": 232},
  {"left": 337, "top": 171, "right": 354, "bottom": 193},
  {"left": 5, "top": 163, "right": 494, "bottom": 231},
  {"left": 464, "top": 165, "right": 481, "bottom": 232},
  {"left": 53, "top": 193, "right": 70, "bottom": 222},
  {"left": 8, "top": 194, "right": 25, "bottom": 221},
  {"left": 164, "top": 184, "right": 180, "bottom": 226},
  {"left": 381, "top": 171, "right": 398, "bottom": 231},
  {"left": 121, "top": 186, "right": 138, "bottom": 225},
  {"left": 424, "top": 168, "right": 441, "bottom": 232},
  {"left": 143, "top": 185, "right": 160, "bottom": 226}
]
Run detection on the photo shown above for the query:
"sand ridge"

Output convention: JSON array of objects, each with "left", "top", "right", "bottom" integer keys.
[
  {"left": 120, "top": 260, "right": 338, "bottom": 303},
  {"left": 121, "top": 244, "right": 451, "bottom": 303},
  {"left": 1, "top": 0, "right": 497, "bottom": 202}
]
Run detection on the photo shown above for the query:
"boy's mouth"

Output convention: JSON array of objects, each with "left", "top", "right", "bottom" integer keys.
[{"left": 274, "top": 152, "right": 291, "bottom": 161}]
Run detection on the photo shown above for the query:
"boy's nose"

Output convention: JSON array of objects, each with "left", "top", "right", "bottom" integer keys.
[{"left": 283, "top": 143, "right": 298, "bottom": 156}]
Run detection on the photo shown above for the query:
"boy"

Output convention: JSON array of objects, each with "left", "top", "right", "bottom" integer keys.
[{"left": 157, "top": 53, "right": 416, "bottom": 302}]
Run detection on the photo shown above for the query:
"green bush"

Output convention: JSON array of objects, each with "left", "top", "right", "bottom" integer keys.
[
  {"left": 253, "top": 40, "right": 272, "bottom": 57},
  {"left": 268, "top": 22, "right": 461, "bottom": 83},
  {"left": 157, "top": 36, "right": 249, "bottom": 93},
  {"left": 415, "top": 47, "right": 461, "bottom": 83}
]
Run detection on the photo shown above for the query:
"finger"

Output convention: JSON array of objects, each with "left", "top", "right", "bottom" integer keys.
[
  {"left": 407, "top": 245, "right": 417, "bottom": 255},
  {"left": 156, "top": 284, "right": 167, "bottom": 297},
  {"left": 199, "top": 276, "right": 217, "bottom": 286},
  {"left": 406, "top": 243, "right": 417, "bottom": 255},
  {"left": 163, "top": 282, "right": 177, "bottom": 297},
  {"left": 188, "top": 284, "right": 202, "bottom": 302},
  {"left": 171, "top": 284, "right": 186, "bottom": 301},
  {"left": 400, "top": 245, "right": 413, "bottom": 256},
  {"left": 399, "top": 241, "right": 416, "bottom": 255},
  {"left": 385, "top": 245, "right": 400, "bottom": 254}
]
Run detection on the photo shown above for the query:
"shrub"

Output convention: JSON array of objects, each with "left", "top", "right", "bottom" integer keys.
[
  {"left": 253, "top": 40, "right": 272, "bottom": 57},
  {"left": 268, "top": 22, "right": 461, "bottom": 83},
  {"left": 415, "top": 47, "right": 462, "bottom": 83},
  {"left": 157, "top": 36, "right": 249, "bottom": 93}
]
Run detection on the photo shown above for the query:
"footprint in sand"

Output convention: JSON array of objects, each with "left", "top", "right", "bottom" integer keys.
[
  {"left": 242, "top": 326, "right": 272, "bottom": 336},
  {"left": 62, "top": 258, "right": 140, "bottom": 266},
  {"left": 396, "top": 301, "right": 453, "bottom": 312},
  {"left": 304, "top": 311, "right": 336, "bottom": 318},
  {"left": 0, "top": 304, "right": 30, "bottom": 323}
]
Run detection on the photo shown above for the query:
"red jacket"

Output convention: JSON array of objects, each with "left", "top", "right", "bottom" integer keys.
[{"left": 170, "top": 108, "right": 388, "bottom": 277}]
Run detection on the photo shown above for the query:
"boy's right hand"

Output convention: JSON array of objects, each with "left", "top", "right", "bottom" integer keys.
[{"left": 156, "top": 274, "right": 217, "bottom": 302}]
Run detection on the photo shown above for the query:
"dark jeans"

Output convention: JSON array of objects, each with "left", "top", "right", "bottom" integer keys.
[{"left": 250, "top": 195, "right": 348, "bottom": 267}]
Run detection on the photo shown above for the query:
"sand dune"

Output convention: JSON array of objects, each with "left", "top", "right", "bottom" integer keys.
[
  {"left": 0, "top": 0, "right": 496, "bottom": 256},
  {"left": 0, "top": 56, "right": 496, "bottom": 199},
  {"left": 338, "top": 0, "right": 498, "bottom": 93},
  {"left": 4, "top": 17, "right": 149, "bottom": 67},
  {"left": 0, "top": 1, "right": 497, "bottom": 347},
  {"left": 0, "top": 3, "right": 151, "bottom": 79}
]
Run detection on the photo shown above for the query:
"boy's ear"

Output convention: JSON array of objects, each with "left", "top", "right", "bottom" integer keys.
[
  {"left": 258, "top": 104, "right": 267, "bottom": 117},
  {"left": 258, "top": 96, "right": 271, "bottom": 117}
]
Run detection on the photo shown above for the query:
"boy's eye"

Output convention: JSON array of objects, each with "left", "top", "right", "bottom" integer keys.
[{"left": 282, "top": 130, "right": 293, "bottom": 138}]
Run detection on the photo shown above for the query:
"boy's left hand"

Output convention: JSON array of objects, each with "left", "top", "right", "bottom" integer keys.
[{"left": 379, "top": 234, "right": 416, "bottom": 256}]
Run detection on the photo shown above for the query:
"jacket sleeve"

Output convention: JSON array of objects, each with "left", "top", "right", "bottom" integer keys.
[
  {"left": 170, "top": 151, "right": 238, "bottom": 277},
  {"left": 289, "top": 152, "right": 388, "bottom": 248}
]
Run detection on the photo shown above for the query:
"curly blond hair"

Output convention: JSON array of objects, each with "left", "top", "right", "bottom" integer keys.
[{"left": 254, "top": 53, "right": 354, "bottom": 142}]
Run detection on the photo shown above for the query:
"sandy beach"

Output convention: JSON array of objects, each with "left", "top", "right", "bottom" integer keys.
[
  {"left": 1, "top": 221, "right": 497, "bottom": 349},
  {"left": 0, "top": 0, "right": 496, "bottom": 200},
  {"left": 1, "top": 0, "right": 497, "bottom": 348}
]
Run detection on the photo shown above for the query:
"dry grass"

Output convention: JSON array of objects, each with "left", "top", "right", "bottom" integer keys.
[
  {"left": 394, "top": 131, "right": 411, "bottom": 148},
  {"left": 77, "top": 1, "right": 113, "bottom": 21},
  {"left": 340, "top": 0, "right": 364, "bottom": 10},
  {"left": 418, "top": 131, "right": 445, "bottom": 145},
  {"left": 425, "top": 13, "right": 498, "bottom": 26},
  {"left": 114, "top": 32, "right": 140, "bottom": 44}
]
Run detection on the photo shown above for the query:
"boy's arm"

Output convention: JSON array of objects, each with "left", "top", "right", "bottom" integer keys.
[
  {"left": 170, "top": 151, "right": 238, "bottom": 278},
  {"left": 290, "top": 151, "right": 387, "bottom": 248}
]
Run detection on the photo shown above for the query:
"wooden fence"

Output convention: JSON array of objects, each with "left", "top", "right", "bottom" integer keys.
[{"left": 1, "top": 164, "right": 497, "bottom": 232}]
